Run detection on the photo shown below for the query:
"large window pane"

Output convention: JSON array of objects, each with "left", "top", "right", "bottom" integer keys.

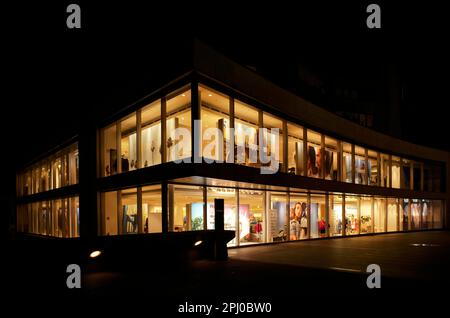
[
  {"left": 307, "top": 130, "right": 322, "bottom": 178},
  {"left": 401, "top": 158, "right": 411, "bottom": 189},
  {"left": 170, "top": 185, "right": 203, "bottom": 232},
  {"left": 410, "top": 199, "right": 421, "bottom": 230},
  {"left": 120, "top": 113, "right": 137, "bottom": 172},
  {"left": 413, "top": 162, "right": 421, "bottom": 191},
  {"left": 121, "top": 188, "right": 138, "bottom": 234},
  {"left": 431, "top": 164, "right": 443, "bottom": 192},
  {"left": 432, "top": 200, "right": 442, "bottom": 229},
  {"left": 289, "top": 193, "right": 308, "bottom": 240},
  {"left": 235, "top": 100, "right": 259, "bottom": 167},
  {"left": 391, "top": 156, "right": 401, "bottom": 189},
  {"left": 52, "top": 199, "right": 63, "bottom": 237},
  {"left": 239, "top": 189, "right": 265, "bottom": 245},
  {"left": 345, "top": 195, "right": 359, "bottom": 235},
  {"left": 400, "top": 199, "right": 409, "bottom": 231},
  {"left": 166, "top": 89, "right": 191, "bottom": 162},
  {"left": 51, "top": 157, "right": 62, "bottom": 190},
  {"left": 368, "top": 150, "right": 378, "bottom": 186},
  {"left": 207, "top": 187, "right": 237, "bottom": 246},
  {"left": 360, "top": 196, "right": 373, "bottom": 234},
  {"left": 355, "top": 146, "right": 367, "bottom": 185},
  {"left": 374, "top": 197, "right": 386, "bottom": 233},
  {"left": 310, "top": 193, "right": 327, "bottom": 238},
  {"left": 421, "top": 200, "right": 432, "bottom": 230},
  {"left": 342, "top": 143, "right": 353, "bottom": 183},
  {"left": 142, "top": 185, "right": 162, "bottom": 233},
  {"left": 324, "top": 137, "right": 338, "bottom": 181},
  {"left": 329, "top": 194, "right": 343, "bottom": 236},
  {"left": 263, "top": 113, "right": 283, "bottom": 172},
  {"left": 68, "top": 145, "right": 79, "bottom": 185},
  {"left": 380, "top": 154, "right": 390, "bottom": 187},
  {"left": 141, "top": 100, "right": 161, "bottom": 167},
  {"left": 102, "top": 191, "right": 118, "bottom": 235},
  {"left": 69, "top": 196, "right": 80, "bottom": 237},
  {"left": 200, "top": 86, "right": 230, "bottom": 161},
  {"left": 387, "top": 198, "right": 398, "bottom": 232},
  {"left": 268, "top": 192, "right": 288, "bottom": 242},
  {"left": 287, "top": 123, "right": 304, "bottom": 175},
  {"left": 102, "top": 124, "right": 117, "bottom": 176}
]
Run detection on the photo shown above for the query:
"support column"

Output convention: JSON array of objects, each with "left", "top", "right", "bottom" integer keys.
[
  {"left": 351, "top": 144, "right": 355, "bottom": 183},
  {"left": 79, "top": 122, "right": 99, "bottom": 238},
  {"left": 235, "top": 187, "right": 240, "bottom": 247},
  {"left": 325, "top": 193, "right": 330, "bottom": 237},
  {"left": 137, "top": 187, "right": 143, "bottom": 234},
  {"left": 371, "top": 197, "right": 375, "bottom": 233},
  {"left": 302, "top": 128, "right": 307, "bottom": 176},
  {"left": 136, "top": 109, "right": 142, "bottom": 169},
  {"left": 286, "top": 192, "right": 291, "bottom": 240},
  {"left": 191, "top": 81, "right": 201, "bottom": 163},
  {"left": 203, "top": 186, "right": 207, "bottom": 230},
  {"left": 168, "top": 184, "right": 174, "bottom": 232},
  {"left": 283, "top": 121, "right": 288, "bottom": 174},
  {"left": 229, "top": 97, "right": 235, "bottom": 164},
  {"left": 410, "top": 162, "right": 414, "bottom": 191},
  {"left": 342, "top": 194, "right": 346, "bottom": 236},
  {"left": 388, "top": 155, "right": 392, "bottom": 188},
  {"left": 307, "top": 192, "right": 311, "bottom": 239},
  {"left": 117, "top": 190, "right": 122, "bottom": 235},
  {"left": 161, "top": 181, "right": 168, "bottom": 233},
  {"left": 320, "top": 135, "right": 325, "bottom": 179},
  {"left": 407, "top": 199, "right": 411, "bottom": 231},
  {"left": 116, "top": 122, "right": 122, "bottom": 174},
  {"left": 337, "top": 141, "right": 342, "bottom": 182},
  {"left": 377, "top": 152, "right": 381, "bottom": 187},
  {"left": 384, "top": 197, "right": 388, "bottom": 232},
  {"left": 161, "top": 97, "right": 167, "bottom": 163}
]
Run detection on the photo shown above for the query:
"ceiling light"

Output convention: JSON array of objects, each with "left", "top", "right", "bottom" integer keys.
[
  {"left": 194, "top": 240, "right": 203, "bottom": 246},
  {"left": 89, "top": 250, "right": 102, "bottom": 258},
  {"left": 208, "top": 94, "right": 212, "bottom": 97}
]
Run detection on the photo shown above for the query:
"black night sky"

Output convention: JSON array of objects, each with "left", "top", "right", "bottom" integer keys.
[{"left": 2, "top": 1, "right": 449, "bottom": 235}]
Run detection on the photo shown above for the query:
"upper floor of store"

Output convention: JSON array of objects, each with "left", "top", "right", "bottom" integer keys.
[{"left": 16, "top": 40, "right": 449, "bottom": 199}]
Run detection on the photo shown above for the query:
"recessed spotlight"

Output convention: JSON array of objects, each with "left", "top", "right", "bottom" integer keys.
[
  {"left": 208, "top": 94, "right": 212, "bottom": 97},
  {"left": 182, "top": 94, "right": 186, "bottom": 97},
  {"left": 90, "top": 250, "right": 102, "bottom": 258},
  {"left": 194, "top": 240, "right": 203, "bottom": 246}
]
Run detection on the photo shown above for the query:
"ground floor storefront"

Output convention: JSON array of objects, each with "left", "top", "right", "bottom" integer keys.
[{"left": 98, "top": 177, "right": 445, "bottom": 247}]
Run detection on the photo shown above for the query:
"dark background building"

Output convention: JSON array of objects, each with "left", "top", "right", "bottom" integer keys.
[{"left": 2, "top": 1, "right": 449, "bottom": 239}]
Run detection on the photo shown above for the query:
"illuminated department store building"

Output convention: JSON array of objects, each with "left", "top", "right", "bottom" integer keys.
[{"left": 16, "top": 41, "right": 449, "bottom": 246}]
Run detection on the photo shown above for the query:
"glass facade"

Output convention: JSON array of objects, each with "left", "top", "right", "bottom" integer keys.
[
  {"left": 141, "top": 100, "right": 162, "bottom": 168},
  {"left": 200, "top": 86, "right": 230, "bottom": 161},
  {"left": 289, "top": 192, "right": 308, "bottom": 240},
  {"left": 18, "top": 82, "right": 447, "bottom": 240},
  {"left": 96, "top": 82, "right": 445, "bottom": 195},
  {"left": 17, "top": 143, "right": 78, "bottom": 196},
  {"left": 310, "top": 193, "right": 327, "bottom": 238},
  {"left": 234, "top": 100, "right": 259, "bottom": 167},
  {"left": 100, "top": 185, "right": 162, "bottom": 235},
  {"left": 239, "top": 189, "right": 265, "bottom": 245},
  {"left": 307, "top": 130, "right": 322, "bottom": 178},
  {"left": 360, "top": 196, "right": 373, "bottom": 234},
  {"left": 329, "top": 194, "right": 343, "bottom": 236},
  {"left": 166, "top": 88, "right": 192, "bottom": 162},
  {"left": 342, "top": 143, "right": 353, "bottom": 183},
  {"left": 169, "top": 185, "right": 204, "bottom": 232},
  {"left": 17, "top": 196, "right": 79, "bottom": 238},
  {"left": 287, "top": 123, "right": 304, "bottom": 176},
  {"left": 345, "top": 195, "right": 359, "bottom": 235}
]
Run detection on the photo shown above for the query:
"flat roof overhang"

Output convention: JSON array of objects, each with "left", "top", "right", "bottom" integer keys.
[{"left": 96, "top": 162, "right": 447, "bottom": 200}]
